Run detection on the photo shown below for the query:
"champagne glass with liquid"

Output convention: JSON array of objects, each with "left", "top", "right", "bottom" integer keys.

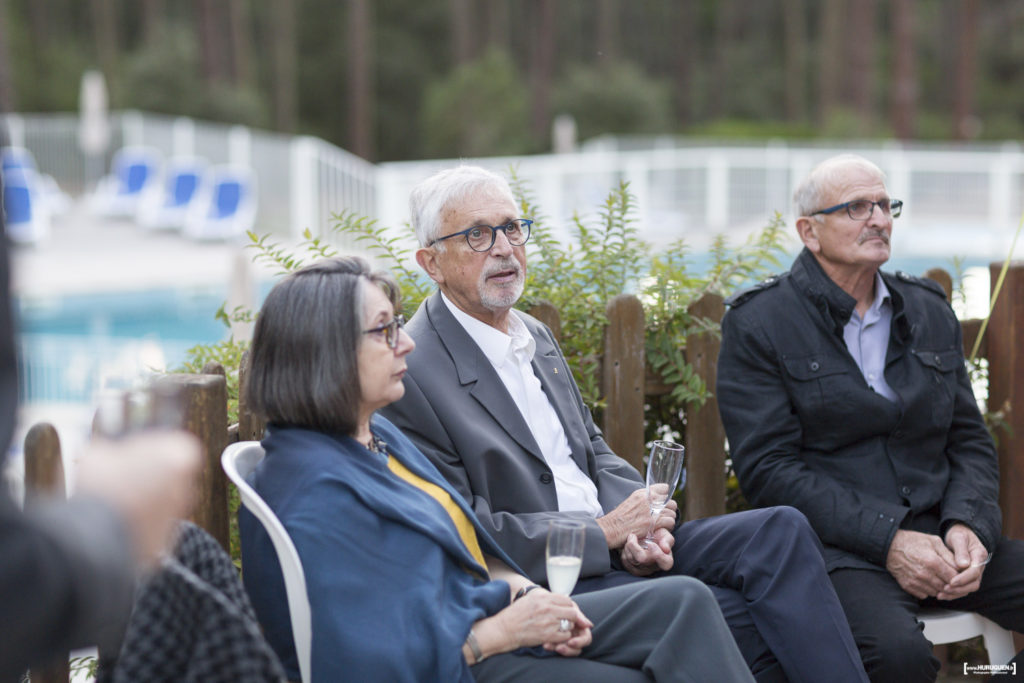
[
  {"left": 546, "top": 520, "right": 585, "bottom": 630},
  {"left": 641, "top": 440, "right": 685, "bottom": 547}
]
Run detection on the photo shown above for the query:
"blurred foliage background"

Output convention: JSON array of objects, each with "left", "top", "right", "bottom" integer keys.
[{"left": 0, "top": 0, "right": 1021, "bottom": 162}]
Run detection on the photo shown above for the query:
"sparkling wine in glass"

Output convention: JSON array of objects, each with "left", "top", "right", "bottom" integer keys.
[
  {"left": 546, "top": 520, "right": 585, "bottom": 596},
  {"left": 641, "top": 440, "right": 685, "bottom": 547}
]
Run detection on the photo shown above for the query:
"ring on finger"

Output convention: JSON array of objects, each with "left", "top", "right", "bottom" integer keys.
[{"left": 558, "top": 618, "right": 571, "bottom": 632}]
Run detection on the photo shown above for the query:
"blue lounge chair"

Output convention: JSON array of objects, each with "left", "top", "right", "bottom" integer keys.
[
  {"left": 137, "top": 157, "right": 208, "bottom": 230},
  {"left": 92, "top": 146, "right": 162, "bottom": 218},
  {"left": 2, "top": 146, "right": 71, "bottom": 216},
  {"left": 183, "top": 164, "right": 257, "bottom": 241},
  {"left": 2, "top": 167, "right": 51, "bottom": 245}
]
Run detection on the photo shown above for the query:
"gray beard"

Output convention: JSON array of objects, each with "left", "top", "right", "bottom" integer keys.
[{"left": 479, "top": 275, "right": 524, "bottom": 311}]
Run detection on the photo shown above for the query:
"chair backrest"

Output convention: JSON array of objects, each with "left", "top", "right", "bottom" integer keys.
[
  {"left": 222, "top": 441, "right": 312, "bottom": 683},
  {"left": 1, "top": 146, "right": 38, "bottom": 173},
  {"left": 167, "top": 163, "right": 204, "bottom": 208},
  {"left": 112, "top": 147, "right": 160, "bottom": 196},
  {"left": 210, "top": 178, "right": 243, "bottom": 218},
  {"left": 2, "top": 167, "right": 49, "bottom": 244},
  {"left": 3, "top": 171, "right": 33, "bottom": 224}
]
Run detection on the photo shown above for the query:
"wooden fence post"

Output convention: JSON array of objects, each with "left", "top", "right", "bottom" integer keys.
[
  {"left": 23, "top": 423, "right": 71, "bottom": 683},
  {"left": 237, "top": 350, "right": 266, "bottom": 442},
  {"left": 602, "top": 294, "right": 646, "bottom": 472},
  {"left": 684, "top": 293, "right": 727, "bottom": 521},
  {"left": 157, "top": 372, "right": 230, "bottom": 550},
  {"left": 986, "top": 261, "right": 1024, "bottom": 539},
  {"left": 528, "top": 301, "right": 562, "bottom": 344}
]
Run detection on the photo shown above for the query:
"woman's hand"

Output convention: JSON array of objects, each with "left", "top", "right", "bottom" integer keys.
[{"left": 474, "top": 588, "right": 593, "bottom": 661}]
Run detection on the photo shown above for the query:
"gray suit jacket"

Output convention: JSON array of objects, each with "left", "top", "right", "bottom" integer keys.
[{"left": 381, "top": 292, "right": 643, "bottom": 583}]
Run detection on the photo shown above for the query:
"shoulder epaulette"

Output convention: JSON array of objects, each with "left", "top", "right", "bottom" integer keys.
[
  {"left": 724, "top": 272, "right": 787, "bottom": 308},
  {"left": 893, "top": 270, "right": 947, "bottom": 298}
]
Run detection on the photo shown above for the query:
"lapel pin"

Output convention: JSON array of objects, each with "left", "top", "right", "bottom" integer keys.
[{"left": 553, "top": 367, "right": 558, "bottom": 374}]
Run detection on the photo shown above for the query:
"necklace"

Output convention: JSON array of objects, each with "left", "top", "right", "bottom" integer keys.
[{"left": 365, "top": 432, "right": 387, "bottom": 456}]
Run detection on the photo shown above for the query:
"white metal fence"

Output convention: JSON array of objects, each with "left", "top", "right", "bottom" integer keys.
[
  {"left": 5, "top": 110, "right": 1022, "bottom": 259},
  {"left": 377, "top": 140, "right": 1024, "bottom": 259}
]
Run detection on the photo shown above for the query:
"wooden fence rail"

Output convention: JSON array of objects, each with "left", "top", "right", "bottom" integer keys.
[{"left": 21, "top": 264, "right": 1024, "bottom": 565}]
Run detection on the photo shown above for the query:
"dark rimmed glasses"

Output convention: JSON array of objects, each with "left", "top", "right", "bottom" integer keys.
[
  {"left": 363, "top": 314, "right": 406, "bottom": 349},
  {"left": 811, "top": 199, "right": 903, "bottom": 220},
  {"left": 428, "top": 219, "right": 533, "bottom": 252}
]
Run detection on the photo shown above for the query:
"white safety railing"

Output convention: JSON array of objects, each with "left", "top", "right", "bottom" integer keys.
[
  {"left": 5, "top": 111, "right": 1022, "bottom": 259},
  {"left": 376, "top": 141, "right": 1024, "bottom": 259}
]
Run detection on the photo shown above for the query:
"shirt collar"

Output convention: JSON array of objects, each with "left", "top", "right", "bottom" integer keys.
[{"left": 440, "top": 292, "right": 535, "bottom": 368}]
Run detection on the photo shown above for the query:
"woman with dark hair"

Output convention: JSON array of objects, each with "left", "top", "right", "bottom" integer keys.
[{"left": 240, "top": 256, "right": 753, "bottom": 682}]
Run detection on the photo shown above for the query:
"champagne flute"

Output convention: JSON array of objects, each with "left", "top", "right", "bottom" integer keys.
[
  {"left": 641, "top": 440, "right": 685, "bottom": 548},
  {"left": 546, "top": 520, "right": 585, "bottom": 631}
]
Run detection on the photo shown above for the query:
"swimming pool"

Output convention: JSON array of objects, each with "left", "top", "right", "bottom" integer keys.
[{"left": 15, "top": 287, "right": 242, "bottom": 404}]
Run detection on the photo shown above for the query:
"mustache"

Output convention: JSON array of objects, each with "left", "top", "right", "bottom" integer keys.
[
  {"left": 857, "top": 229, "right": 890, "bottom": 245},
  {"left": 482, "top": 258, "right": 522, "bottom": 278}
]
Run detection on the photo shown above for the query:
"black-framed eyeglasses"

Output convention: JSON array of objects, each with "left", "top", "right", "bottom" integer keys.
[
  {"left": 363, "top": 314, "right": 406, "bottom": 349},
  {"left": 811, "top": 199, "right": 903, "bottom": 220},
  {"left": 428, "top": 219, "right": 533, "bottom": 252}
]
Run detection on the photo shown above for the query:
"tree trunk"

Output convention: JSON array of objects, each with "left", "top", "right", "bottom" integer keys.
[
  {"left": 140, "top": 0, "right": 163, "bottom": 42},
  {"left": 846, "top": 0, "right": 876, "bottom": 131},
  {"left": 449, "top": 0, "right": 474, "bottom": 65},
  {"left": 528, "top": 0, "right": 556, "bottom": 143},
  {"left": 890, "top": 0, "right": 916, "bottom": 140},
  {"left": 347, "top": 0, "right": 374, "bottom": 160},
  {"left": 484, "top": 0, "right": 509, "bottom": 53},
  {"left": 595, "top": 0, "right": 618, "bottom": 62},
  {"left": 951, "top": 0, "right": 980, "bottom": 140},
  {"left": 709, "top": 0, "right": 739, "bottom": 118},
  {"left": 90, "top": 0, "right": 119, "bottom": 102},
  {"left": 227, "top": 0, "right": 254, "bottom": 87},
  {"left": 27, "top": 0, "right": 49, "bottom": 51},
  {"left": 195, "top": 0, "right": 228, "bottom": 84},
  {"left": 0, "top": 0, "right": 15, "bottom": 112},
  {"left": 270, "top": 0, "right": 298, "bottom": 132},
  {"left": 782, "top": 0, "right": 806, "bottom": 123},
  {"left": 817, "top": 0, "right": 845, "bottom": 125},
  {"left": 672, "top": 0, "right": 696, "bottom": 126}
]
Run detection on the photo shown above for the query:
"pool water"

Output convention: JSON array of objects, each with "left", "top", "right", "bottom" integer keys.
[{"left": 15, "top": 287, "right": 240, "bottom": 404}]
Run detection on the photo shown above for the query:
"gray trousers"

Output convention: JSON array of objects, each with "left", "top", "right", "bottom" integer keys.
[{"left": 472, "top": 577, "right": 754, "bottom": 683}]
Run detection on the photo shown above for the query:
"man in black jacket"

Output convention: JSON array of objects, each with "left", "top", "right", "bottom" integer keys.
[
  {"left": 0, "top": 167, "right": 199, "bottom": 679},
  {"left": 717, "top": 153, "right": 1024, "bottom": 682}
]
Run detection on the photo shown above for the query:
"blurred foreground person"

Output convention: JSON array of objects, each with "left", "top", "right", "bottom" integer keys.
[
  {"left": 0, "top": 182, "right": 201, "bottom": 679},
  {"left": 240, "top": 257, "right": 753, "bottom": 682}
]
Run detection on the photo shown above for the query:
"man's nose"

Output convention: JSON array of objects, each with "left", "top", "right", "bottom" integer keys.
[
  {"left": 490, "top": 228, "right": 514, "bottom": 255},
  {"left": 869, "top": 203, "right": 892, "bottom": 228}
]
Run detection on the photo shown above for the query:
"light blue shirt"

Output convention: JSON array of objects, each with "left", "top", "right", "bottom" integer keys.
[{"left": 843, "top": 273, "right": 898, "bottom": 403}]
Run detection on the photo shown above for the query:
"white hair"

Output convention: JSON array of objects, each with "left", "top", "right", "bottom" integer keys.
[
  {"left": 408, "top": 165, "right": 516, "bottom": 248},
  {"left": 793, "top": 154, "right": 886, "bottom": 219}
]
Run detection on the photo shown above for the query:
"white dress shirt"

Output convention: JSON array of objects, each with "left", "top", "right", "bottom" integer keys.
[{"left": 441, "top": 293, "right": 604, "bottom": 516}]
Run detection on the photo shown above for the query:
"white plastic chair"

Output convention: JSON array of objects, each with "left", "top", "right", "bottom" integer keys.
[
  {"left": 918, "top": 608, "right": 1015, "bottom": 666},
  {"left": 222, "top": 441, "right": 311, "bottom": 683}
]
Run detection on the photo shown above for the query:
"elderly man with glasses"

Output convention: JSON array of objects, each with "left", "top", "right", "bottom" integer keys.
[
  {"left": 382, "top": 164, "right": 869, "bottom": 683},
  {"left": 716, "top": 154, "right": 1024, "bottom": 682}
]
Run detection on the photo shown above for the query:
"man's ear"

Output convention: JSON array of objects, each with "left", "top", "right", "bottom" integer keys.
[
  {"left": 416, "top": 247, "right": 444, "bottom": 285},
  {"left": 795, "top": 216, "right": 821, "bottom": 254}
]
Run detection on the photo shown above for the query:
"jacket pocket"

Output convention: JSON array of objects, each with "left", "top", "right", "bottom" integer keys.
[
  {"left": 782, "top": 354, "right": 851, "bottom": 415},
  {"left": 911, "top": 348, "right": 961, "bottom": 426}
]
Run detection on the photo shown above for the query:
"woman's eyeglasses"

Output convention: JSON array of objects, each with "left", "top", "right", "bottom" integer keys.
[{"left": 363, "top": 314, "right": 406, "bottom": 349}]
